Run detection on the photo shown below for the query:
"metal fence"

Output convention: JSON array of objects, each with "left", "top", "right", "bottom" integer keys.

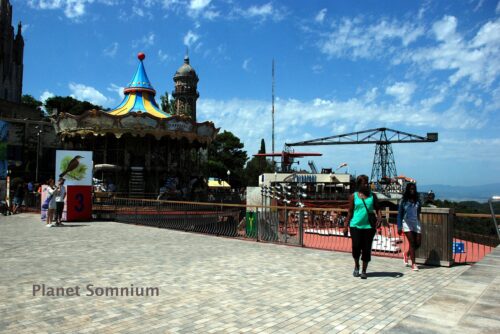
[
  {"left": 92, "top": 197, "right": 500, "bottom": 265},
  {"left": 1, "top": 192, "right": 41, "bottom": 215}
]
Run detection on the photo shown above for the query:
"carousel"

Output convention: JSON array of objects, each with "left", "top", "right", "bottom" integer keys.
[{"left": 52, "top": 53, "right": 218, "bottom": 197}]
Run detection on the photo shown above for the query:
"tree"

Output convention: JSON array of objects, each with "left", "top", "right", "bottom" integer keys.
[
  {"left": 204, "top": 130, "right": 248, "bottom": 188},
  {"left": 22, "top": 94, "right": 43, "bottom": 110},
  {"left": 259, "top": 138, "right": 266, "bottom": 154},
  {"left": 22, "top": 94, "right": 45, "bottom": 118},
  {"left": 244, "top": 155, "right": 275, "bottom": 186},
  {"left": 160, "top": 91, "right": 176, "bottom": 115},
  {"left": 44, "top": 96, "right": 102, "bottom": 116},
  {"left": 244, "top": 138, "right": 274, "bottom": 186}
]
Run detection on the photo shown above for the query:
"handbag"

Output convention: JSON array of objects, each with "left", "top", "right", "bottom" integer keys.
[
  {"left": 41, "top": 194, "right": 53, "bottom": 210},
  {"left": 361, "top": 197, "right": 377, "bottom": 229}
]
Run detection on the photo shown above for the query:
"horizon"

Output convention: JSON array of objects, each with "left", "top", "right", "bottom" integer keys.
[{"left": 12, "top": 0, "right": 500, "bottom": 187}]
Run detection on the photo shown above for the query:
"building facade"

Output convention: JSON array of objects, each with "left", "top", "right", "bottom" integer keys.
[{"left": 0, "top": 0, "right": 23, "bottom": 103}]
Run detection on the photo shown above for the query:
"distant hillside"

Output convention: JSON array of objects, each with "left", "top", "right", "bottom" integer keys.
[{"left": 419, "top": 183, "right": 500, "bottom": 203}]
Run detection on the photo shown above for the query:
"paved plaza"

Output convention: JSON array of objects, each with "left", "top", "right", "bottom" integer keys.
[{"left": 0, "top": 214, "right": 498, "bottom": 333}]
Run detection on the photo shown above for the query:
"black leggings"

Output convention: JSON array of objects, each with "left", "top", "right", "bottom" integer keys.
[
  {"left": 55, "top": 202, "right": 64, "bottom": 222},
  {"left": 350, "top": 227, "right": 376, "bottom": 263},
  {"left": 405, "top": 231, "right": 422, "bottom": 252}
]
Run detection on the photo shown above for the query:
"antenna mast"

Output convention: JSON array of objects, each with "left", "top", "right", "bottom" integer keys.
[{"left": 272, "top": 59, "right": 275, "bottom": 167}]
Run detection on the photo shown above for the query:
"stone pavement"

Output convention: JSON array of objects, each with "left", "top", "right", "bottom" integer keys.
[{"left": 0, "top": 213, "right": 494, "bottom": 333}]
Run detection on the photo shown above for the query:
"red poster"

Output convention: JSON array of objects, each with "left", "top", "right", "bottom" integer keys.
[{"left": 66, "top": 186, "right": 92, "bottom": 221}]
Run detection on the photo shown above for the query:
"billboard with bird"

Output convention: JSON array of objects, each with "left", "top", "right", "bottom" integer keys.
[{"left": 55, "top": 150, "right": 92, "bottom": 186}]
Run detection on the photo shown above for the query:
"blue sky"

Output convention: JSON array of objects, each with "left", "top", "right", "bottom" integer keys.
[{"left": 13, "top": 0, "right": 500, "bottom": 186}]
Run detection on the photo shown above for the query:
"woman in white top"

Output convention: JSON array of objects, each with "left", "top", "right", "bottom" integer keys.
[
  {"left": 397, "top": 183, "right": 422, "bottom": 271},
  {"left": 46, "top": 179, "right": 57, "bottom": 227}
]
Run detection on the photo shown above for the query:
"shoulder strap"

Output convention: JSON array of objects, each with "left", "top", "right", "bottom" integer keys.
[{"left": 361, "top": 197, "right": 371, "bottom": 215}]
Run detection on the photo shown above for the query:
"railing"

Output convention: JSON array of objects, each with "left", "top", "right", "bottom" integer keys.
[
  {"left": 2, "top": 192, "right": 41, "bottom": 215},
  {"left": 453, "top": 213, "right": 500, "bottom": 264},
  {"left": 92, "top": 197, "right": 500, "bottom": 265}
]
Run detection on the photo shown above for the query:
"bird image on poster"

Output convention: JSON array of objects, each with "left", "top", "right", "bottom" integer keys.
[
  {"left": 59, "top": 155, "right": 86, "bottom": 180},
  {"left": 60, "top": 155, "right": 84, "bottom": 178},
  {"left": 55, "top": 150, "right": 92, "bottom": 186}
]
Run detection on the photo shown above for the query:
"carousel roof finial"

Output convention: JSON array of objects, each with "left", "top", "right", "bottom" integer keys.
[{"left": 108, "top": 52, "right": 170, "bottom": 119}]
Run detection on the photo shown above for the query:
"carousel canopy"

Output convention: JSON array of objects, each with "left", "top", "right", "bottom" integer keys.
[
  {"left": 53, "top": 52, "right": 218, "bottom": 144},
  {"left": 108, "top": 53, "right": 170, "bottom": 119}
]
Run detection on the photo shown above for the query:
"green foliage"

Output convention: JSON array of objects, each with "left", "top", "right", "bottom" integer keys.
[
  {"left": 259, "top": 138, "right": 266, "bottom": 154},
  {"left": 160, "top": 91, "right": 176, "bottom": 115},
  {"left": 44, "top": 96, "right": 102, "bottom": 116},
  {"left": 244, "top": 156, "right": 275, "bottom": 186},
  {"left": 433, "top": 199, "right": 500, "bottom": 214},
  {"left": 433, "top": 199, "right": 500, "bottom": 245},
  {"left": 60, "top": 156, "right": 88, "bottom": 181},
  {"left": 204, "top": 130, "right": 248, "bottom": 188},
  {"left": 22, "top": 94, "right": 43, "bottom": 109}
]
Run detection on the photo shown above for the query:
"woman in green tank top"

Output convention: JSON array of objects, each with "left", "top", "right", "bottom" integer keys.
[{"left": 344, "top": 175, "right": 381, "bottom": 279}]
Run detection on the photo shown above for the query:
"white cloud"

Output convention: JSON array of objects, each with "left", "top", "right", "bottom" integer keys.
[
  {"left": 364, "top": 88, "right": 378, "bottom": 103},
  {"left": 107, "top": 83, "right": 124, "bottom": 100},
  {"left": 242, "top": 58, "right": 251, "bottom": 71},
  {"left": 319, "top": 17, "right": 424, "bottom": 59},
  {"left": 247, "top": 3, "right": 272, "bottom": 17},
  {"left": 161, "top": 0, "right": 180, "bottom": 9},
  {"left": 189, "top": 0, "right": 211, "bottom": 11},
  {"left": 410, "top": 17, "right": 500, "bottom": 86},
  {"left": 132, "top": 32, "right": 155, "bottom": 48},
  {"left": 183, "top": 30, "right": 199, "bottom": 47},
  {"left": 158, "top": 49, "right": 170, "bottom": 62},
  {"left": 234, "top": 3, "right": 286, "bottom": 22},
  {"left": 311, "top": 64, "right": 323, "bottom": 74},
  {"left": 315, "top": 8, "right": 327, "bottom": 23},
  {"left": 103, "top": 42, "right": 118, "bottom": 57},
  {"left": 202, "top": 10, "right": 220, "bottom": 20},
  {"left": 40, "top": 90, "right": 55, "bottom": 104},
  {"left": 69, "top": 82, "right": 110, "bottom": 106},
  {"left": 28, "top": 0, "right": 119, "bottom": 19},
  {"left": 385, "top": 82, "right": 416, "bottom": 104},
  {"left": 20, "top": 24, "right": 30, "bottom": 34},
  {"left": 197, "top": 94, "right": 483, "bottom": 159},
  {"left": 432, "top": 15, "right": 458, "bottom": 41},
  {"left": 185, "top": 0, "right": 219, "bottom": 20},
  {"left": 28, "top": 0, "right": 92, "bottom": 19},
  {"left": 133, "top": 7, "right": 145, "bottom": 17}
]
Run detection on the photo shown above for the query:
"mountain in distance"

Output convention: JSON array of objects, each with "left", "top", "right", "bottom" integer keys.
[{"left": 418, "top": 183, "right": 500, "bottom": 203}]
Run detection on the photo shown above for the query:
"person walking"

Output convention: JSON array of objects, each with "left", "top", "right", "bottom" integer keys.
[
  {"left": 344, "top": 175, "right": 381, "bottom": 279},
  {"left": 12, "top": 183, "right": 25, "bottom": 214},
  {"left": 397, "top": 183, "right": 422, "bottom": 271},
  {"left": 54, "top": 178, "right": 66, "bottom": 226},
  {"left": 45, "top": 179, "right": 56, "bottom": 227}
]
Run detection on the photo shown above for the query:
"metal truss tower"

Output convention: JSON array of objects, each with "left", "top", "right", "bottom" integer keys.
[{"left": 286, "top": 128, "right": 438, "bottom": 182}]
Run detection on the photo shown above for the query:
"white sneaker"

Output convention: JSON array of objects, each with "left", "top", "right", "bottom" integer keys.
[
  {"left": 403, "top": 253, "right": 410, "bottom": 267},
  {"left": 46, "top": 224, "right": 53, "bottom": 227},
  {"left": 412, "top": 264, "right": 419, "bottom": 271}
]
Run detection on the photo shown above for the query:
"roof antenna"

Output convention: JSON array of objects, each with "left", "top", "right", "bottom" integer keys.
[
  {"left": 272, "top": 58, "right": 275, "bottom": 168},
  {"left": 185, "top": 47, "right": 189, "bottom": 63}
]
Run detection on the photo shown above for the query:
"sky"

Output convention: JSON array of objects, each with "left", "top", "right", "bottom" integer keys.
[{"left": 11, "top": 0, "right": 500, "bottom": 187}]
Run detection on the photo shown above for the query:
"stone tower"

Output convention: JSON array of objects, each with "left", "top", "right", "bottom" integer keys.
[
  {"left": 0, "top": 0, "right": 23, "bottom": 103},
  {"left": 172, "top": 54, "right": 199, "bottom": 121}
]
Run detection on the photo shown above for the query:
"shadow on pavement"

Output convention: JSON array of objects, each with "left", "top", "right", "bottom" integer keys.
[
  {"left": 368, "top": 271, "right": 404, "bottom": 278},
  {"left": 55, "top": 224, "right": 90, "bottom": 227}
]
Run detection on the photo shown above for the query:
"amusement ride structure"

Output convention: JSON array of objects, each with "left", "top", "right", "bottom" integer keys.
[
  {"left": 286, "top": 127, "right": 438, "bottom": 185},
  {"left": 53, "top": 53, "right": 218, "bottom": 197}
]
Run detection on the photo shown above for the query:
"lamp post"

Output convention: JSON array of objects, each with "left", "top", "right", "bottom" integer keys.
[
  {"left": 35, "top": 127, "right": 42, "bottom": 183},
  {"left": 227, "top": 170, "right": 231, "bottom": 189}
]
